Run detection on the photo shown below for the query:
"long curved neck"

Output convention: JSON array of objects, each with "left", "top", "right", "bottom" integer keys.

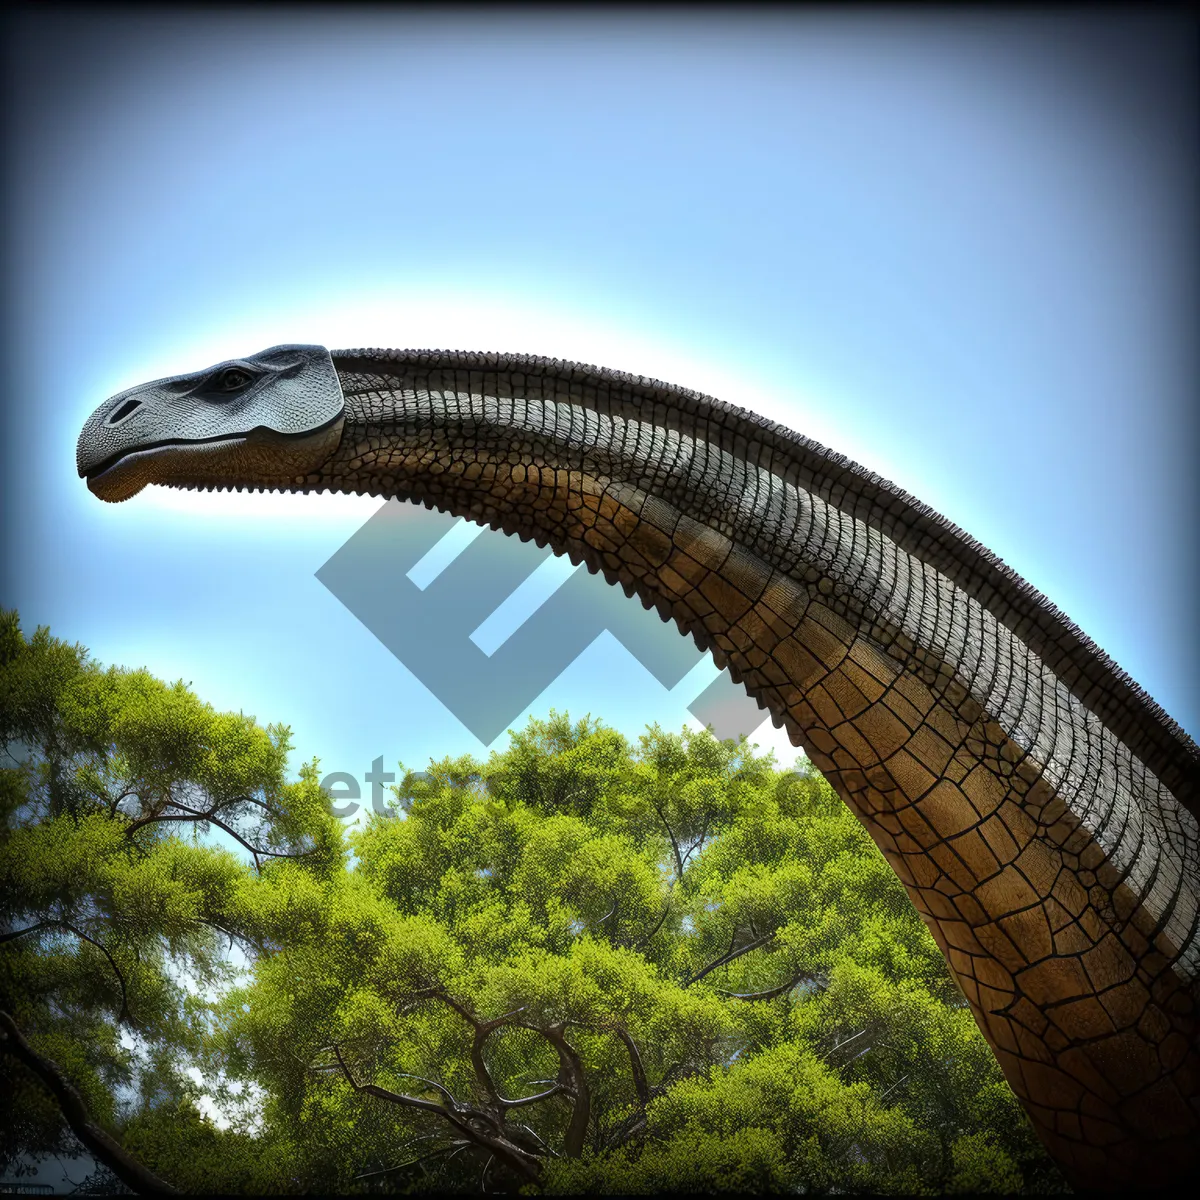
[{"left": 311, "top": 347, "right": 1199, "bottom": 1189}]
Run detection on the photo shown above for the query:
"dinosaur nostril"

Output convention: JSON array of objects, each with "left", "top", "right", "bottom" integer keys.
[{"left": 108, "top": 399, "right": 142, "bottom": 424}]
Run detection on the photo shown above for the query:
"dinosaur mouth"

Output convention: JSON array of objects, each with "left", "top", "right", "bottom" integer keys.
[
  {"left": 84, "top": 437, "right": 254, "bottom": 502},
  {"left": 83, "top": 415, "right": 348, "bottom": 504},
  {"left": 81, "top": 411, "right": 347, "bottom": 481},
  {"left": 83, "top": 413, "right": 347, "bottom": 503},
  {"left": 83, "top": 433, "right": 253, "bottom": 483}
]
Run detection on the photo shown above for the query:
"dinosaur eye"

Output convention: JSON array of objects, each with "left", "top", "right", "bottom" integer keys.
[{"left": 214, "top": 367, "right": 255, "bottom": 392}]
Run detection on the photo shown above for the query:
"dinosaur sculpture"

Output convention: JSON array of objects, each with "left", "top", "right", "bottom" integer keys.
[{"left": 76, "top": 344, "right": 1199, "bottom": 1189}]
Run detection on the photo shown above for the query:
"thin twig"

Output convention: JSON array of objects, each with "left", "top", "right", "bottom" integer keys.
[
  {"left": 878, "top": 1072, "right": 910, "bottom": 1103},
  {"left": 124, "top": 802, "right": 311, "bottom": 872},
  {"left": 353, "top": 1140, "right": 456, "bottom": 1181},
  {"left": 714, "top": 970, "right": 818, "bottom": 1003},
  {"left": 683, "top": 929, "right": 778, "bottom": 987},
  {"left": 0, "top": 920, "right": 134, "bottom": 1025}
]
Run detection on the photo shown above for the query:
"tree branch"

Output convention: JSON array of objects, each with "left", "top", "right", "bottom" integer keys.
[
  {"left": 537, "top": 1023, "right": 590, "bottom": 1158},
  {"left": 577, "top": 896, "right": 618, "bottom": 938},
  {"left": 393, "top": 1071, "right": 460, "bottom": 1110},
  {"left": 0, "top": 921, "right": 133, "bottom": 1025},
  {"left": 0, "top": 920, "right": 56, "bottom": 945},
  {"left": 510, "top": 1121, "right": 557, "bottom": 1158},
  {"left": 680, "top": 811, "right": 713, "bottom": 870},
  {"left": 499, "top": 1082, "right": 563, "bottom": 1109},
  {"left": 421, "top": 994, "right": 566, "bottom": 1119},
  {"left": 683, "top": 929, "right": 778, "bottom": 987},
  {"left": 649, "top": 798, "right": 685, "bottom": 881},
  {"left": 105, "top": 786, "right": 140, "bottom": 817},
  {"left": 327, "top": 1044, "right": 452, "bottom": 1119},
  {"left": 627, "top": 896, "right": 673, "bottom": 951},
  {"left": 820, "top": 1028, "right": 868, "bottom": 1061},
  {"left": 714, "top": 970, "right": 817, "bottom": 1003},
  {"left": 467, "top": 1025, "right": 503, "bottom": 1111},
  {"left": 326, "top": 1043, "right": 542, "bottom": 1185},
  {"left": 482, "top": 1004, "right": 527, "bottom": 1027},
  {"left": 425, "top": 989, "right": 482, "bottom": 1028},
  {"left": 353, "top": 1138, "right": 460, "bottom": 1181},
  {"left": 212, "top": 793, "right": 286, "bottom": 821},
  {"left": 124, "top": 801, "right": 311, "bottom": 872},
  {"left": 467, "top": 1006, "right": 574, "bottom": 1116},
  {"left": 0, "top": 1010, "right": 177, "bottom": 1195},
  {"left": 611, "top": 1025, "right": 650, "bottom": 1106}
]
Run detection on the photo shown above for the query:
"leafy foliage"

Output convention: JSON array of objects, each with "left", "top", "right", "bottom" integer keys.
[
  {"left": 0, "top": 610, "right": 338, "bottom": 1188},
  {"left": 1, "top": 617, "right": 1067, "bottom": 1193},
  {"left": 217, "top": 711, "right": 1066, "bottom": 1194}
]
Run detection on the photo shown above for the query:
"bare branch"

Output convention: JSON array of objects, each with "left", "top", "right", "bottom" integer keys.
[
  {"left": 820, "top": 1028, "right": 868, "bottom": 1060},
  {"left": 0, "top": 920, "right": 55, "bottom": 945},
  {"left": 0, "top": 921, "right": 133, "bottom": 1026},
  {"left": 683, "top": 929, "right": 778, "bottom": 988},
  {"left": 511, "top": 1121, "right": 558, "bottom": 1158},
  {"left": 680, "top": 811, "right": 713, "bottom": 870},
  {"left": 714, "top": 970, "right": 817, "bottom": 1003},
  {"left": 499, "top": 1082, "right": 563, "bottom": 1108},
  {"left": 393, "top": 1071, "right": 459, "bottom": 1109},
  {"left": 652, "top": 800, "right": 686, "bottom": 881},
  {"left": 468, "top": 1025, "right": 502, "bottom": 1109},
  {"left": 611, "top": 1025, "right": 650, "bottom": 1106},
  {"left": 425, "top": 989, "right": 483, "bottom": 1028},
  {"left": 211, "top": 793, "right": 286, "bottom": 820},
  {"left": 353, "top": 1139, "right": 458, "bottom": 1181},
  {"left": 105, "top": 787, "right": 140, "bottom": 817},
  {"left": 326, "top": 1044, "right": 542, "bottom": 1186},
  {"left": 627, "top": 897, "right": 672, "bottom": 951},
  {"left": 576, "top": 896, "right": 618, "bottom": 938},
  {"left": 469, "top": 1009, "right": 570, "bottom": 1110},
  {"left": 537, "top": 1023, "right": 590, "bottom": 1159},
  {"left": 424, "top": 990, "right": 551, "bottom": 1119},
  {"left": 124, "top": 801, "right": 311, "bottom": 872},
  {"left": 483, "top": 1005, "right": 527, "bottom": 1028},
  {"left": 0, "top": 1010, "right": 177, "bottom": 1195},
  {"left": 841, "top": 1045, "right": 873, "bottom": 1070},
  {"left": 326, "top": 1044, "right": 450, "bottom": 1119},
  {"left": 197, "top": 917, "right": 241, "bottom": 953}
]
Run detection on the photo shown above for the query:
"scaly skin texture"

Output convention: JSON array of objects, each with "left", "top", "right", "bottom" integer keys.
[{"left": 77, "top": 346, "right": 1200, "bottom": 1190}]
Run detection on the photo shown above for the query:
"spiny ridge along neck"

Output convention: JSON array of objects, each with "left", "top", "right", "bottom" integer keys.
[{"left": 327, "top": 348, "right": 1199, "bottom": 807}]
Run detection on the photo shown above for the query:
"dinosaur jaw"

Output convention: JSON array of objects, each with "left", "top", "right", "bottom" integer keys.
[{"left": 83, "top": 416, "right": 346, "bottom": 503}]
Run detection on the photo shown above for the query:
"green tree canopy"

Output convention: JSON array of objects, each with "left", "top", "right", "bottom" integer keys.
[
  {"left": 214, "top": 711, "right": 1065, "bottom": 1194},
  {"left": 1, "top": 615, "right": 1067, "bottom": 1194},
  {"left": 0, "top": 610, "right": 340, "bottom": 1192}
]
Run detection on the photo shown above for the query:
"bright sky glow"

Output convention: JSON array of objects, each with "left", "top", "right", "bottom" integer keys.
[
  {"left": 2, "top": 14, "right": 1194, "bottom": 1184},
  {"left": 3, "top": 9, "right": 1195, "bottom": 833}
]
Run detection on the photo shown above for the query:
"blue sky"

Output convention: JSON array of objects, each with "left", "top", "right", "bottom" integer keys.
[{"left": 3, "top": 7, "right": 1196, "bottom": 830}]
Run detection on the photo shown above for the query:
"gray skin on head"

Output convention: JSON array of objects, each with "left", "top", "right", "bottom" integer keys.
[{"left": 76, "top": 345, "right": 346, "bottom": 502}]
